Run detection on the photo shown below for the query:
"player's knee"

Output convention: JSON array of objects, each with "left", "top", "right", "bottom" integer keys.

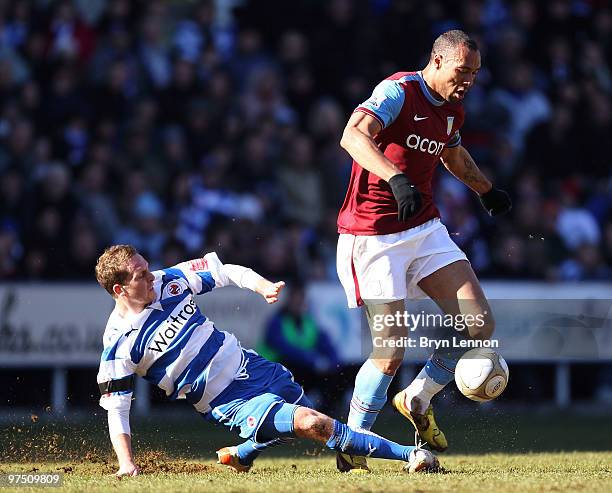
[
  {"left": 371, "top": 344, "right": 405, "bottom": 374},
  {"left": 293, "top": 407, "right": 332, "bottom": 440},
  {"left": 468, "top": 312, "right": 495, "bottom": 340},
  {"left": 375, "top": 357, "right": 403, "bottom": 375},
  {"left": 293, "top": 407, "right": 318, "bottom": 433}
]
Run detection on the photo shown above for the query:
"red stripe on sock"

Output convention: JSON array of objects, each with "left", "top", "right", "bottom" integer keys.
[{"left": 350, "top": 398, "right": 380, "bottom": 414}]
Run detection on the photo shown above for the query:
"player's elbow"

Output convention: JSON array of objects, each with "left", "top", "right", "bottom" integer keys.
[
  {"left": 339, "top": 131, "right": 349, "bottom": 151},
  {"left": 440, "top": 149, "right": 459, "bottom": 171},
  {"left": 340, "top": 126, "right": 356, "bottom": 153},
  {"left": 439, "top": 156, "right": 452, "bottom": 171}
]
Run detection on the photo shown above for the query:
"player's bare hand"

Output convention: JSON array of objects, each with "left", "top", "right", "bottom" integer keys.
[
  {"left": 260, "top": 281, "right": 285, "bottom": 304},
  {"left": 115, "top": 463, "right": 140, "bottom": 478}
]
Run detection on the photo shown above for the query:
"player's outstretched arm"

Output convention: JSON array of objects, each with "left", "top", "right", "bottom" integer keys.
[
  {"left": 441, "top": 145, "right": 511, "bottom": 216},
  {"left": 97, "top": 331, "right": 139, "bottom": 477},
  {"left": 222, "top": 262, "right": 285, "bottom": 303},
  {"left": 99, "top": 386, "right": 139, "bottom": 477}
]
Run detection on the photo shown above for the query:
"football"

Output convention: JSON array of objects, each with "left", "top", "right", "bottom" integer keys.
[
  {"left": 455, "top": 348, "right": 509, "bottom": 402},
  {"left": 404, "top": 448, "right": 440, "bottom": 473}
]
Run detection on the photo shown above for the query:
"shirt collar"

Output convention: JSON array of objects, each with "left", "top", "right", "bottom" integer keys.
[
  {"left": 148, "top": 301, "right": 163, "bottom": 311},
  {"left": 416, "top": 71, "right": 445, "bottom": 107},
  {"left": 147, "top": 277, "right": 164, "bottom": 311}
]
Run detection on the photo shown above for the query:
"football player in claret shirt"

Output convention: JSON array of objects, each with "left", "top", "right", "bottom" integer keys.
[{"left": 335, "top": 30, "right": 512, "bottom": 472}]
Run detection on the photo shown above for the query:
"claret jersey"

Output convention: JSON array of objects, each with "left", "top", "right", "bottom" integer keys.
[{"left": 337, "top": 71, "right": 465, "bottom": 235}]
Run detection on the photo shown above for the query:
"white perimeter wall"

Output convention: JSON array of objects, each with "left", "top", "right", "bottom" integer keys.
[{"left": 0, "top": 282, "right": 611, "bottom": 367}]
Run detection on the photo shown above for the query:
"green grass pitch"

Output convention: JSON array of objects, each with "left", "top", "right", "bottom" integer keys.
[{"left": 1, "top": 409, "right": 611, "bottom": 492}]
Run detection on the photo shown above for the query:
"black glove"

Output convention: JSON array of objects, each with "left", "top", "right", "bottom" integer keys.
[
  {"left": 479, "top": 188, "right": 512, "bottom": 216},
  {"left": 389, "top": 174, "right": 423, "bottom": 221}
]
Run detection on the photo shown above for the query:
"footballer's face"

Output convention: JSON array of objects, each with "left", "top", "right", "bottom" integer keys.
[
  {"left": 117, "top": 254, "right": 156, "bottom": 306},
  {"left": 438, "top": 45, "right": 481, "bottom": 103}
]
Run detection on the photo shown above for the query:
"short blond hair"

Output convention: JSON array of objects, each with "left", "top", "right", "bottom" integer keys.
[{"left": 95, "top": 245, "right": 138, "bottom": 296}]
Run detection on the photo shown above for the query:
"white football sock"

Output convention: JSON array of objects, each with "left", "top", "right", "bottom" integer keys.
[{"left": 402, "top": 368, "right": 445, "bottom": 414}]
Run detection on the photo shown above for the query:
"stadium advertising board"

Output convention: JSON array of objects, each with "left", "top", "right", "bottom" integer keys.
[{"left": 0, "top": 283, "right": 611, "bottom": 366}]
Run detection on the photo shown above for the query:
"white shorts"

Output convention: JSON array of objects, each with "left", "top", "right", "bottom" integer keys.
[{"left": 337, "top": 218, "right": 468, "bottom": 308}]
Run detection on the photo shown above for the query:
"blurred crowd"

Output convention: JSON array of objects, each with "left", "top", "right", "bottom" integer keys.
[{"left": 0, "top": 0, "right": 610, "bottom": 282}]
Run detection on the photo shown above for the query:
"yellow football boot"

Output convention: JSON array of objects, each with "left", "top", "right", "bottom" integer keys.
[
  {"left": 335, "top": 452, "right": 371, "bottom": 473},
  {"left": 391, "top": 391, "right": 448, "bottom": 452}
]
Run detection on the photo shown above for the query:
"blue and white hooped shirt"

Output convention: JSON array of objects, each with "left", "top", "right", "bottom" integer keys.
[{"left": 97, "top": 252, "right": 244, "bottom": 415}]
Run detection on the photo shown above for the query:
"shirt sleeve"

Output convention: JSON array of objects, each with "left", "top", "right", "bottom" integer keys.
[
  {"left": 97, "top": 335, "right": 136, "bottom": 413},
  {"left": 445, "top": 130, "right": 462, "bottom": 148},
  {"left": 355, "top": 79, "right": 406, "bottom": 129},
  {"left": 107, "top": 407, "right": 131, "bottom": 436},
  {"left": 169, "top": 252, "right": 231, "bottom": 295},
  {"left": 168, "top": 252, "right": 266, "bottom": 295},
  {"left": 221, "top": 264, "right": 264, "bottom": 291}
]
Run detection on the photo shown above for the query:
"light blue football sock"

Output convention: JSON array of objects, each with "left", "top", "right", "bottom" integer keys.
[
  {"left": 236, "top": 439, "right": 264, "bottom": 465},
  {"left": 424, "top": 333, "right": 469, "bottom": 385},
  {"left": 236, "top": 437, "right": 289, "bottom": 465},
  {"left": 347, "top": 359, "right": 394, "bottom": 430},
  {"left": 403, "top": 333, "right": 471, "bottom": 413},
  {"left": 237, "top": 403, "right": 299, "bottom": 465},
  {"left": 423, "top": 353, "right": 457, "bottom": 386},
  {"left": 326, "top": 420, "right": 415, "bottom": 461}
]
